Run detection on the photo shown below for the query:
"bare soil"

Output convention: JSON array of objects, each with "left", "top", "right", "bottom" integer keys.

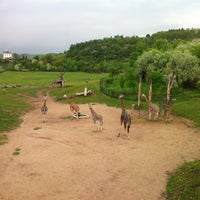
[{"left": 0, "top": 91, "right": 200, "bottom": 200}]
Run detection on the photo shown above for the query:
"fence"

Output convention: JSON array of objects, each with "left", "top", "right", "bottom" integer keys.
[{"left": 100, "top": 78, "right": 200, "bottom": 103}]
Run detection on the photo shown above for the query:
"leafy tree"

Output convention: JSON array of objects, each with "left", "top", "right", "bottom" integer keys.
[
  {"left": 109, "top": 66, "right": 121, "bottom": 80},
  {"left": 166, "top": 50, "right": 200, "bottom": 88},
  {"left": 41, "top": 53, "right": 54, "bottom": 64},
  {"left": 134, "top": 49, "right": 165, "bottom": 82}
]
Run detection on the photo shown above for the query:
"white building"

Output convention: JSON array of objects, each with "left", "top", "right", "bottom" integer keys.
[{"left": 3, "top": 50, "right": 13, "bottom": 59}]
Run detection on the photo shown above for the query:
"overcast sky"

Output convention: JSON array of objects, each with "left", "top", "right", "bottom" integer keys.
[{"left": 1, "top": 0, "right": 199, "bottom": 54}]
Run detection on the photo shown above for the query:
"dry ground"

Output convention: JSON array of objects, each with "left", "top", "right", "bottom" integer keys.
[{"left": 0, "top": 91, "right": 200, "bottom": 200}]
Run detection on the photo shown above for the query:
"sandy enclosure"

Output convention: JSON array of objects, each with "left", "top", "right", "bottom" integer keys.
[{"left": 0, "top": 92, "right": 200, "bottom": 200}]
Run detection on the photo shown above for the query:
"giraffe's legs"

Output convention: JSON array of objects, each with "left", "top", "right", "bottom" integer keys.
[
  {"left": 42, "top": 113, "right": 46, "bottom": 122},
  {"left": 148, "top": 110, "right": 152, "bottom": 120},
  {"left": 127, "top": 132, "right": 130, "bottom": 139},
  {"left": 99, "top": 124, "right": 102, "bottom": 132},
  {"left": 92, "top": 120, "right": 103, "bottom": 132},
  {"left": 76, "top": 112, "right": 79, "bottom": 119}
]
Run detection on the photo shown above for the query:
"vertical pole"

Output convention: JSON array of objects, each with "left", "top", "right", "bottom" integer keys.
[
  {"left": 138, "top": 75, "right": 142, "bottom": 118},
  {"left": 148, "top": 81, "right": 152, "bottom": 119},
  {"left": 149, "top": 81, "right": 152, "bottom": 102},
  {"left": 167, "top": 75, "right": 172, "bottom": 101}
]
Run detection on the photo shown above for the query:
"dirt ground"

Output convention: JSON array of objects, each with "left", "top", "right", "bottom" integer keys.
[{"left": 0, "top": 91, "right": 200, "bottom": 200}]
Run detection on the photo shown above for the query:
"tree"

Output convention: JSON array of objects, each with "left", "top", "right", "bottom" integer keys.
[
  {"left": 134, "top": 49, "right": 165, "bottom": 82},
  {"left": 166, "top": 50, "right": 200, "bottom": 88},
  {"left": 41, "top": 53, "right": 54, "bottom": 64}
]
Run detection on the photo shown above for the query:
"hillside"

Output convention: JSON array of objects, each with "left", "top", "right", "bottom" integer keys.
[{"left": 64, "top": 28, "right": 200, "bottom": 68}]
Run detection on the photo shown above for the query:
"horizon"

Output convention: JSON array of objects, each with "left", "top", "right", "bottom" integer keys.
[{"left": 1, "top": 27, "right": 199, "bottom": 55}]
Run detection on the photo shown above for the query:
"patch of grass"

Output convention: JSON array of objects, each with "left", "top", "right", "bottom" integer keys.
[
  {"left": 0, "top": 134, "right": 8, "bottom": 145},
  {"left": 33, "top": 127, "right": 41, "bottom": 130},
  {"left": 166, "top": 160, "right": 200, "bottom": 200},
  {"left": 174, "top": 97, "right": 200, "bottom": 127},
  {"left": 60, "top": 116, "right": 72, "bottom": 120},
  {"left": 0, "top": 92, "right": 31, "bottom": 132},
  {"left": 52, "top": 80, "right": 132, "bottom": 108},
  {"left": 12, "top": 147, "right": 21, "bottom": 156}
]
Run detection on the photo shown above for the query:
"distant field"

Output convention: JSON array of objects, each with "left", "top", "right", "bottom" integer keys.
[
  {"left": 0, "top": 71, "right": 107, "bottom": 88},
  {"left": 0, "top": 71, "right": 109, "bottom": 132}
]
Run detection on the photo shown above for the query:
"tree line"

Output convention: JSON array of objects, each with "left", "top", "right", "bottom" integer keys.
[{"left": 1, "top": 28, "right": 200, "bottom": 89}]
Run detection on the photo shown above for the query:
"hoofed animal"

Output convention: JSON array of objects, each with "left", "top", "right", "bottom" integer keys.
[
  {"left": 165, "top": 98, "right": 176, "bottom": 122},
  {"left": 63, "top": 94, "right": 80, "bottom": 119},
  {"left": 118, "top": 94, "right": 131, "bottom": 138},
  {"left": 142, "top": 93, "right": 160, "bottom": 120},
  {"left": 41, "top": 96, "right": 48, "bottom": 122},
  {"left": 88, "top": 103, "right": 103, "bottom": 132}
]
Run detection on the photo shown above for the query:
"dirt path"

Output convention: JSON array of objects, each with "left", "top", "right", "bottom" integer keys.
[{"left": 0, "top": 91, "right": 200, "bottom": 200}]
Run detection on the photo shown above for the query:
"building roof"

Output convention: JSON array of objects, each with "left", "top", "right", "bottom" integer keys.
[{"left": 3, "top": 50, "right": 12, "bottom": 54}]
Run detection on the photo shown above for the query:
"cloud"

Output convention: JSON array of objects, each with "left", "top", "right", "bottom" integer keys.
[{"left": 0, "top": 0, "right": 199, "bottom": 54}]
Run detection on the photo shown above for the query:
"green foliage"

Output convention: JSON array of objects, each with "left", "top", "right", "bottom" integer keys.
[
  {"left": 134, "top": 49, "right": 166, "bottom": 81},
  {"left": 166, "top": 49, "right": 200, "bottom": 88},
  {"left": 166, "top": 160, "right": 200, "bottom": 200},
  {"left": 191, "top": 45, "right": 200, "bottom": 59},
  {"left": 151, "top": 28, "right": 200, "bottom": 41},
  {"left": 1, "top": 28, "right": 200, "bottom": 73}
]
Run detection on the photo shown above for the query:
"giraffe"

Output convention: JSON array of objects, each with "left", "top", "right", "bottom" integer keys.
[
  {"left": 165, "top": 98, "right": 176, "bottom": 122},
  {"left": 141, "top": 93, "right": 160, "bottom": 120},
  {"left": 88, "top": 103, "right": 103, "bottom": 132},
  {"left": 63, "top": 94, "right": 80, "bottom": 119},
  {"left": 118, "top": 94, "right": 132, "bottom": 138},
  {"left": 41, "top": 96, "right": 48, "bottom": 122}
]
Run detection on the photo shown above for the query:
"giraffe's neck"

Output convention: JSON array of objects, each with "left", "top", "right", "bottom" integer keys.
[
  {"left": 143, "top": 95, "right": 148, "bottom": 103},
  {"left": 120, "top": 99, "right": 125, "bottom": 109},
  {"left": 89, "top": 106, "right": 97, "bottom": 116},
  {"left": 43, "top": 100, "right": 47, "bottom": 106},
  {"left": 66, "top": 97, "right": 73, "bottom": 105},
  {"left": 143, "top": 95, "right": 153, "bottom": 107}
]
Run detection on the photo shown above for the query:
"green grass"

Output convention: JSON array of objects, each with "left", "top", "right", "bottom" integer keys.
[
  {"left": 166, "top": 160, "right": 200, "bottom": 200},
  {"left": 0, "top": 71, "right": 109, "bottom": 134},
  {"left": 174, "top": 97, "right": 200, "bottom": 127},
  {"left": 51, "top": 80, "right": 125, "bottom": 108},
  {"left": 33, "top": 127, "right": 41, "bottom": 130},
  {"left": 12, "top": 147, "right": 21, "bottom": 156},
  {"left": 0, "top": 134, "right": 8, "bottom": 145}
]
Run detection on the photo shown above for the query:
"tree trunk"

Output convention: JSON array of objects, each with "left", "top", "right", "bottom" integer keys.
[
  {"left": 138, "top": 75, "right": 142, "bottom": 118},
  {"left": 166, "top": 73, "right": 175, "bottom": 101},
  {"left": 149, "top": 81, "right": 152, "bottom": 102}
]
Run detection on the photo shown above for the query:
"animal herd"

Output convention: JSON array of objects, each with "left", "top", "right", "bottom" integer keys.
[{"left": 41, "top": 93, "right": 176, "bottom": 139}]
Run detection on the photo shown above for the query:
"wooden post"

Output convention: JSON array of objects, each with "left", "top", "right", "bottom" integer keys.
[
  {"left": 166, "top": 72, "right": 175, "bottom": 101},
  {"left": 149, "top": 81, "right": 152, "bottom": 102},
  {"left": 148, "top": 81, "right": 152, "bottom": 117},
  {"left": 138, "top": 75, "right": 142, "bottom": 118}
]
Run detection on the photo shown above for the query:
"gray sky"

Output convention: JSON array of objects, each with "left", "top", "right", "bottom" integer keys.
[{"left": 1, "top": 0, "right": 199, "bottom": 54}]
